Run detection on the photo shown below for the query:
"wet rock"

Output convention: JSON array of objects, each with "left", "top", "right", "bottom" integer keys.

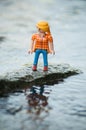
[
  {"left": 6, "top": 105, "right": 22, "bottom": 115},
  {"left": 0, "top": 63, "right": 81, "bottom": 96},
  {"left": 0, "top": 36, "right": 6, "bottom": 43}
]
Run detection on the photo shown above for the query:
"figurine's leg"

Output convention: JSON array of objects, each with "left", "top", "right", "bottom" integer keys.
[
  {"left": 42, "top": 50, "right": 48, "bottom": 71},
  {"left": 32, "top": 49, "right": 40, "bottom": 71}
]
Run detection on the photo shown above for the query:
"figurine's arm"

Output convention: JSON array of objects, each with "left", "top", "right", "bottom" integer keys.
[
  {"left": 28, "top": 40, "right": 34, "bottom": 54},
  {"left": 49, "top": 42, "right": 55, "bottom": 55}
]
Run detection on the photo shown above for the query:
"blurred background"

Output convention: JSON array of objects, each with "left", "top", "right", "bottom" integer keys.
[{"left": 0, "top": 0, "right": 86, "bottom": 130}]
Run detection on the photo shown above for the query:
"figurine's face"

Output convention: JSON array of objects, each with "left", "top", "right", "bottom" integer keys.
[{"left": 38, "top": 28, "right": 45, "bottom": 34}]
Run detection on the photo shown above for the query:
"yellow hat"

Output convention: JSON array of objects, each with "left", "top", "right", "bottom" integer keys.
[{"left": 36, "top": 21, "right": 50, "bottom": 33}]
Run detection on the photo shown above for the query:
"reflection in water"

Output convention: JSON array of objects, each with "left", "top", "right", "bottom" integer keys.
[{"left": 25, "top": 86, "right": 51, "bottom": 119}]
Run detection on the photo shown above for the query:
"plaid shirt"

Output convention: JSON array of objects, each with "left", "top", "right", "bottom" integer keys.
[{"left": 31, "top": 33, "right": 53, "bottom": 53}]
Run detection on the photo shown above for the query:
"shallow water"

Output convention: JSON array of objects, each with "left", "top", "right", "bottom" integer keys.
[{"left": 0, "top": 0, "right": 86, "bottom": 130}]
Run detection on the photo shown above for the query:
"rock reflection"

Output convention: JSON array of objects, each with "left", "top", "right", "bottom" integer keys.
[{"left": 25, "top": 86, "right": 51, "bottom": 118}]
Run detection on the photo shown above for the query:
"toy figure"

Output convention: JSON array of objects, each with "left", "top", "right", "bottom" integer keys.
[{"left": 28, "top": 20, "right": 55, "bottom": 71}]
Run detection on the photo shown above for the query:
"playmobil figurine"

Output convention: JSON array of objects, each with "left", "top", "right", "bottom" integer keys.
[{"left": 28, "top": 21, "right": 55, "bottom": 71}]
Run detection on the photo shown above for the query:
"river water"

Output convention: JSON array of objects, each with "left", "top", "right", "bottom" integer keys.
[{"left": 0, "top": 0, "right": 86, "bottom": 130}]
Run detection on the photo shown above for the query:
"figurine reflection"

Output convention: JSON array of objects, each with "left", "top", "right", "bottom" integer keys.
[{"left": 26, "top": 86, "right": 49, "bottom": 115}]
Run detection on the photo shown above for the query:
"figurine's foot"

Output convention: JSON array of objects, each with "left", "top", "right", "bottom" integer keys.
[
  {"left": 43, "top": 66, "right": 48, "bottom": 71},
  {"left": 32, "top": 65, "right": 37, "bottom": 71}
]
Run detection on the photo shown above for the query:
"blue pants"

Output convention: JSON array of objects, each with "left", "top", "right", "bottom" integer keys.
[{"left": 33, "top": 49, "right": 48, "bottom": 66}]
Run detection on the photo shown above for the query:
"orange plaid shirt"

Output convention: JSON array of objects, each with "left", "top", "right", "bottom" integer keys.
[{"left": 31, "top": 33, "right": 53, "bottom": 53}]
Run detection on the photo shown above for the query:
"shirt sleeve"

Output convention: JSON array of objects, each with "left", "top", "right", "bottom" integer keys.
[
  {"left": 31, "top": 34, "right": 36, "bottom": 41},
  {"left": 48, "top": 34, "right": 53, "bottom": 43}
]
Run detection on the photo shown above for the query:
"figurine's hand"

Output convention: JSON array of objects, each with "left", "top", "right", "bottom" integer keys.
[
  {"left": 50, "top": 50, "right": 55, "bottom": 55},
  {"left": 28, "top": 50, "right": 33, "bottom": 54}
]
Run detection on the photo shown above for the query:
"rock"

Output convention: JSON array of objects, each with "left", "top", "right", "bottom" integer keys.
[
  {"left": 0, "top": 63, "right": 81, "bottom": 96},
  {"left": 0, "top": 36, "right": 6, "bottom": 43},
  {"left": 6, "top": 106, "right": 22, "bottom": 115}
]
